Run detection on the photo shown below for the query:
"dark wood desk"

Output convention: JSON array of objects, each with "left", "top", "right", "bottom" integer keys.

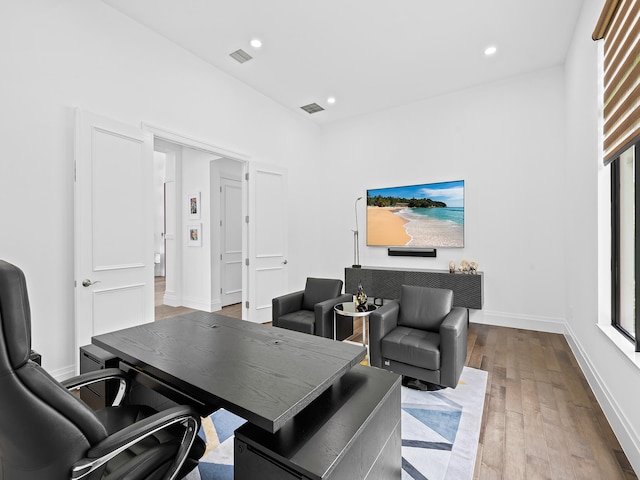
[{"left": 92, "top": 311, "right": 365, "bottom": 433}]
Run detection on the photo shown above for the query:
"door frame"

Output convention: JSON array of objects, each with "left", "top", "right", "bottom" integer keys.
[{"left": 142, "top": 123, "right": 251, "bottom": 319}]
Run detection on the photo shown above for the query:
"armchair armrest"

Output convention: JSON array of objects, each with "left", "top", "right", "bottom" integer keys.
[
  {"left": 439, "top": 307, "right": 468, "bottom": 388},
  {"left": 272, "top": 290, "right": 304, "bottom": 325},
  {"left": 315, "top": 293, "right": 352, "bottom": 338},
  {"left": 61, "top": 368, "right": 130, "bottom": 407},
  {"left": 368, "top": 301, "right": 400, "bottom": 368},
  {"left": 71, "top": 405, "right": 202, "bottom": 480}
]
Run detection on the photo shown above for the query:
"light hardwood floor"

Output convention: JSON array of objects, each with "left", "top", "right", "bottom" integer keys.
[
  {"left": 154, "top": 276, "right": 241, "bottom": 320},
  {"left": 467, "top": 324, "right": 636, "bottom": 480},
  {"left": 154, "top": 278, "right": 636, "bottom": 479}
]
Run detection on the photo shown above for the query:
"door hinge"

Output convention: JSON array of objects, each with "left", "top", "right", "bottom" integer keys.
[
  {"left": 245, "top": 215, "right": 249, "bottom": 224},
  {"left": 220, "top": 288, "right": 223, "bottom": 294},
  {"left": 245, "top": 172, "right": 249, "bottom": 181},
  {"left": 245, "top": 301, "right": 250, "bottom": 309},
  {"left": 220, "top": 254, "right": 223, "bottom": 260},
  {"left": 220, "top": 186, "right": 222, "bottom": 192},
  {"left": 245, "top": 258, "right": 249, "bottom": 266}
]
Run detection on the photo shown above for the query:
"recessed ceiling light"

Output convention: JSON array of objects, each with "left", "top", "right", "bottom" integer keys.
[
  {"left": 484, "top": 46, "right": 497, "bottom": 56},
  {"left": 250, "top": 39, "right": 262, "bottom": 49},
  {"left": 327, "top": 96, "right": 336, "bottom": 105}
]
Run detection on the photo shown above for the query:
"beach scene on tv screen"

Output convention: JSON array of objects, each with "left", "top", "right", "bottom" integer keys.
[{"left": 367, "top": 180, "right": 464, "bottom": 248}]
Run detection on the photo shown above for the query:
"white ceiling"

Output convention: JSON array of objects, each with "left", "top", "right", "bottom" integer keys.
[{"left": 102, "top": 0, "right": 585, "bottom": 125}]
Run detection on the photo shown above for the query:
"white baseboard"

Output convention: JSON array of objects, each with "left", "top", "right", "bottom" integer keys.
[
  {"left": 471, "top": 309, "right": 566, "bottom": 334},
  {"left": 163, "top": 292, "right": 181, "bottom": 307},
  {"left": 210, "top": 300, "right": 222, "bottom": 313},
  {"left": 182, "top": 296, "right": 220, "bottom": 313},
  {"left": 50, "top": 364, "right": 76, "bottom": 382}
]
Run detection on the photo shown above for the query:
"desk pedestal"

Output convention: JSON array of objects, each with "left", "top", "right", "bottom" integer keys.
[{"left": 234, "top": 365, "right": 401, "bottom": 480}]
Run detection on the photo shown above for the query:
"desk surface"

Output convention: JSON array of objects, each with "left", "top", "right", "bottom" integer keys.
[{"left": 92, "top": 312, "right": 366, "bottom": 433}]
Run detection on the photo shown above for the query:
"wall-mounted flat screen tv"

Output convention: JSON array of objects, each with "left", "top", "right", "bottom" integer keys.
[{"left": 366, "top": 180, "right": 464, "bottom": 248}]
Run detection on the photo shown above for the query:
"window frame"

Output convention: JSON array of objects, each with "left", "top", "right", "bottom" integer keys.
[{"left": 611, "top": 141, "right": 640, "bottom": 350}]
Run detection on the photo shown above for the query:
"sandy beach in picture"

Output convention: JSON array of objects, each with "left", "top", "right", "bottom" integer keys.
[
  {"left": 367, "top": 207, "right": 411, "bottom": 245},
  {"left": 367, "top": 206, "right": 464, "bottom": 247}
]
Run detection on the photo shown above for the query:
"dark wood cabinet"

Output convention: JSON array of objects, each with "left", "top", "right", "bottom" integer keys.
[{"left": 345, "top": 266, "right": 483, "bottom": 309}]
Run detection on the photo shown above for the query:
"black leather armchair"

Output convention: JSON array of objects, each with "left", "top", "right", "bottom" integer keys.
[
  {"left": 0, "top": 260, "right": 205, "bottom": 480},
  {"left": 369, "top": 285, "right": 468, "bottom": 389},
  {"left": 272, "top": 277, "right": 353, "bottom": 340}
]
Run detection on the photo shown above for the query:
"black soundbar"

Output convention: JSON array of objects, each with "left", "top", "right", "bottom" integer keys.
[{"left": 387, "top": 248, "right": 437, "bottom": 257}]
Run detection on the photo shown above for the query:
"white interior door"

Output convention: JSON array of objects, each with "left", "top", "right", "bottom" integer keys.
[
  {"left": 221, "top": 176, "right": 242, "bottom": 306},
  {"left": 74, "top": 109, "right": 154, "bottom": 369},
  {"left": 246, "top": 162, "right": 288, "bottom": 323}
]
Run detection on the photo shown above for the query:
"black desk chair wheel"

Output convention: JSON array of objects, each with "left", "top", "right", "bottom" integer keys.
[{"left": 0, "top": 260, "right": 205, "bottom": 479}]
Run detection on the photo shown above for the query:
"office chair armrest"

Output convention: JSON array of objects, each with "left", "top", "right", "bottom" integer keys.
[
  {"left": 272, "top": 290, "right": 304, "bottom": 325},
  {"left": 368, "top": 301, "right": 400, "bottom": 368},
  {"left": 315, "top": 293, "right": 353, "bottom": 338},
  {"left": 71, "top": 405, "right": 202, "bottom": 480},
  {"left": 61, "top": 368, "right": 130, "bottom": 407}
]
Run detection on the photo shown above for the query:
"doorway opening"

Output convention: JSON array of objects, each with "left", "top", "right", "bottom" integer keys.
[{"left": 151, "top": 136, "right": 246, "bottom": 322}]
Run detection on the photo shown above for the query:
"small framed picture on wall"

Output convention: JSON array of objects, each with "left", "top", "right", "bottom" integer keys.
[
  {"left": 188, "top": 192, "right": 200, "bottom": 220},
  {"left": 187, "top": 223, "right": 202, "bottom": 247}
]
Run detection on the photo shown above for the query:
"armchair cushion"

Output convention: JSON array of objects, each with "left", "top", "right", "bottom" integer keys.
[
  {"left": 301, "top": 278, "right": 344, "bottom": 311},
  {"left": 278, "top": 310, "right": 316, "bottom": 334},
  {"left": 398, "top": 285, "right": 453, "bottom": 332},
  {"left": 381, "top": 327, "right": 440, "bottom": 370}
]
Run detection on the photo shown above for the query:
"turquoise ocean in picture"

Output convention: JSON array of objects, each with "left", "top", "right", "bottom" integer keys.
[
  {"left": 401, "top": 206, "right": 464, "bottom": 224},
  {"left": 397, "top": 206, "right": 464, "bottom": 247}
]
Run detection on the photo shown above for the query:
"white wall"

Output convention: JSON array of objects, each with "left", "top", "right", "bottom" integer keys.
[
  {"left": 0, "top": 0, "right": 319, "bottom": 376},
  {"left": 565, "top": 0, "right": 640, "bottom": 471},
  {"left": 153, "top": 151, "right": 166, "bottom": 276},
  {"left": 181, "top": 148, "right": 217, "bottom": 311},
  {"left": 304, "top": 67, "right": 568, "bottom": 331}
]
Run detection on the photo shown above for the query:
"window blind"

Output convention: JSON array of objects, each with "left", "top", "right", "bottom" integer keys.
[{"left": 593, "top": 0, "right": 640, "bottom": 165}]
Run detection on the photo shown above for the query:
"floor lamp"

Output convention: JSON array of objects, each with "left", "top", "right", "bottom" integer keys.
[{"left": 353, "top": 197, "right": 362, "bottom": 268}]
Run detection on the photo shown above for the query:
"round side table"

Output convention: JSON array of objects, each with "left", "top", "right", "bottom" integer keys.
[{"left": 334, "top": 302, "right": 378, "bottom": 355}]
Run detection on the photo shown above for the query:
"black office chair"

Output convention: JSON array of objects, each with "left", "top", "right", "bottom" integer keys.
[
  {"left": 272, "top": 277, "right": 353, "bottom": 339},
  {"left": 369, "top": 285, "right": 468, "bottom": 390},
  {"left": 0, "top": 260, "right": 205, "bottom": 479}
]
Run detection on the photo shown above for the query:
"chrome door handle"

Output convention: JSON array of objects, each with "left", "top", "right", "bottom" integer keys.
[
  {"left": 81, "top": 279, "right": 101, "bottom": 287},
  {"left": 282, "top": 260, "right": 288, "bottom": 265}
]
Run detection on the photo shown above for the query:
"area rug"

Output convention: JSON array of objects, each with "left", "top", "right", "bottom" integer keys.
[{"left": 190, "top": 366, "right": 487, "bottom": 480}]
